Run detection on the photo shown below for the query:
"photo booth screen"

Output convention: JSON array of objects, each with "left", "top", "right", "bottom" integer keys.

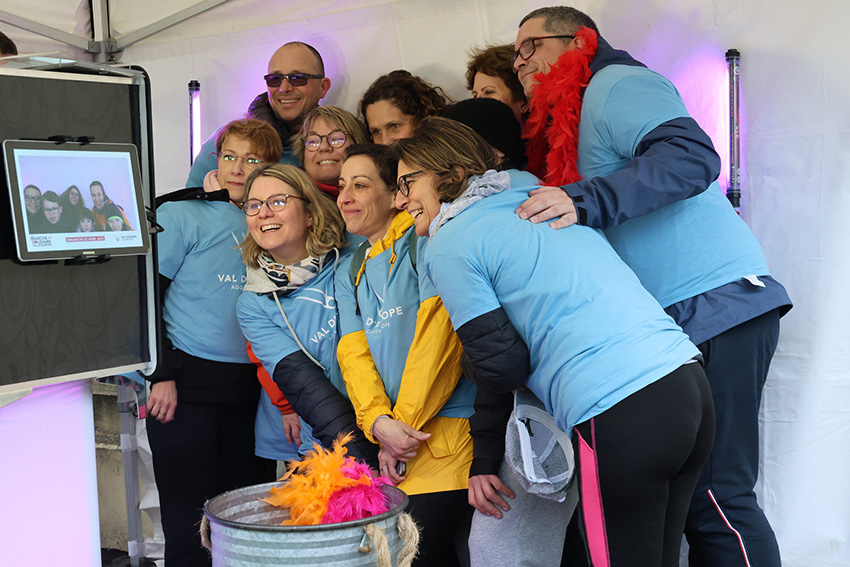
[{"left": 3, "top": 140, "right": 150, "bottom": 262}]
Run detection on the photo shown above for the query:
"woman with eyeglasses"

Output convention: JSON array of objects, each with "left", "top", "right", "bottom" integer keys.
[
  {"left": 236, "top": 163, "right": 379, "bottom": 468},
  {"left": 335, "top": 143, "right": 476, "bottom": 567},
  {"left": 393, "top": 118, "right": 715, "bottom": 567},
  {"left": 145, "top": 118, "right": 284, "bottom": 567},
  {"left": 290, "top": 106, "right": 369, "bottom": 199},
  {"left": 358, "top": 70, "right": 452, "bottom": 146}
]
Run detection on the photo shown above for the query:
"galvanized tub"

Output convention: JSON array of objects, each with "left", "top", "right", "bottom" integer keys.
[{"left": 204, "top": 482, "right": 414, "bottom": 567}]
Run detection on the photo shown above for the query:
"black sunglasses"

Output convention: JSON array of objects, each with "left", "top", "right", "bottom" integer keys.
[{"left": 264, "top": 72, "right": 325, "bottom": 88}]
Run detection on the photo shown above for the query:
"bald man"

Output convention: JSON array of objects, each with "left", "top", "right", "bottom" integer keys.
[{"left": 185, "top": 42, "right": 331, "bottom": 188}]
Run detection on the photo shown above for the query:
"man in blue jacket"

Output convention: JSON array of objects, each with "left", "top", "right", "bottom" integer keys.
[
  {"left": 185, "top": 41, "right": 331, "bottom": 187},
  {"left": 511, "top": 6, "right": 791, "bottom": 567}
]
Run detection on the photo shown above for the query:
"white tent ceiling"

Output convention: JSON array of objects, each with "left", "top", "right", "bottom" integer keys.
[{"left": 3, "top": 1, "right": 849, "bottom": 566}]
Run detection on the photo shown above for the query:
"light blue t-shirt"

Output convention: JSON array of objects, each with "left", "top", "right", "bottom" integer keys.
[
  {"left": 237, "top": 258, "right": 346, "bottom": 394},
  {"left": 422, "top": 172, "right": 698, "bottom": 432},
  {"left": 253, "top": 389, "right": 313, "bottom": 461},
  {"left": 157, "top": 199, "right": 250, "bottom": 363},
  {"left": 238, "top": 256, "right": 346, "bottom": 460},
  {"left": 577, "top": 65, "right": 770, "bottom": 308}
]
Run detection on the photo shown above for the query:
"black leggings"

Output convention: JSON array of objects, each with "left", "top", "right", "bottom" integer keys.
[
  {"left": 147, "top": 399, "right": 267, "bottom": 567},
  {"left": 406, "top": 489, "right": 473, "bottom": 567},
  {"left": 573, "top": 362, "right": 715, "bottom": 567}
]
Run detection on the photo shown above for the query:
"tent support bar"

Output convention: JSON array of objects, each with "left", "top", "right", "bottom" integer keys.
[
  {"left": 0, "top": 0, "right": 231, "bottom": 61},
  {"left": 115, "top": 0, "right": 233, "bottom": 51},
  {"left": 0, "top": 9, "right": 89, "bottom": 51}
]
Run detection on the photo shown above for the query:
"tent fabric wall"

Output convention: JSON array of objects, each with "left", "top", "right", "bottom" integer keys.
[{"left": 4, "top": 1, "right": 849, "bottom": 565}]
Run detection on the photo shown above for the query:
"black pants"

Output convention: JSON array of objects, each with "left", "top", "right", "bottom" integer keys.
[
  {"left": 573, "top": 362, "right": 715, "bottom": 567},
  {"left": 685, "top": 309, "right": 782, "bottom": 567},
  {"left": 147, "top": 398, "right": 266, "bottom": 567},
  {"left": 406, "top": 489, "right": 473, "bottom": 567}
]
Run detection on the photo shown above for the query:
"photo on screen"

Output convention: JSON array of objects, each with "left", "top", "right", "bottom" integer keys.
[{"left": 3, "top": 140, "right": 151, "bottom": 261}]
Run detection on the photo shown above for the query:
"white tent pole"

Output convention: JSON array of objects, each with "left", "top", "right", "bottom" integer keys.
[
  {"left": 115, "top": 0, "right": 233, "bottom": 51},
  {"left": 90, "top": 0, "right": 111, "bottom": 62},
  {"left": 0, "top": 9, "right": 89, "bottom": 51}
]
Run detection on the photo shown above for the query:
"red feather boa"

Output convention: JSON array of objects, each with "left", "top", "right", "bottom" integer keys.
[{"left": 523, "top": 27, "right": 598, "bottom": 186}]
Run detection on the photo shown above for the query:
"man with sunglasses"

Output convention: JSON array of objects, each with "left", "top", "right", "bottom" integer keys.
[
  {"left": 493, "top": 6, "right": 790, "bottom": 567},
  {"left": 186, "top": 41, "right": 331, "bottom": 188}
]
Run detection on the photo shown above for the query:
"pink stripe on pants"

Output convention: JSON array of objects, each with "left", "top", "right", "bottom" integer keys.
[{"left": 577, "top": 420, "right": 610, "bottom": 567}]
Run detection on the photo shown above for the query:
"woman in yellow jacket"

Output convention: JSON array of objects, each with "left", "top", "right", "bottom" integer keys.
[{"left": 335, "top": 144, "right": 477, "bottom": 567}]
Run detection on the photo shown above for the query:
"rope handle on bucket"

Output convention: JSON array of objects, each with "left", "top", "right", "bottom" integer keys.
[
  {"left": 201, "top": 514, "right": 211, "bottom": 550},
  {"left": 359, "top": 512, "right": 420, "bottom": 567}
]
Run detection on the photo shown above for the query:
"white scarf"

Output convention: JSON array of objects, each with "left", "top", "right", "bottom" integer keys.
[{"left": 429, "top": 169, "right": 511, "bottom": 236}]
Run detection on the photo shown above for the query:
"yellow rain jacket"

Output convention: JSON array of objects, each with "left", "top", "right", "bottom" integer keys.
[{"left": 336, "top": 212, "right": 476, "bottom": 495}]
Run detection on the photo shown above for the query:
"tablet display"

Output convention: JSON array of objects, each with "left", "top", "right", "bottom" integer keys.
[{"left": 3, "top": 140, "right": 150, "bottom": 261}]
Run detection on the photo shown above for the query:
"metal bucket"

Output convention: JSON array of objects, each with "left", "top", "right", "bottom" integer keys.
[{"left": 204, "top": 482, "right": 411, "bottom": 567}]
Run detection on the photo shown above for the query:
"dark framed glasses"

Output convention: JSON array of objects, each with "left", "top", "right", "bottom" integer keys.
[
  {"left": 263, "top": 72, "right": 325, "bottom": 88},
  {"left": 397, "top": 170, "right": 423, "bottom": 197},
  {"left": 242, "top": 194, "right": 306, "bottom": 216},
  {"left": 511, "top": 35, "right": 576, "bottom": 67},
  {"left": 304, "top": 131, "right": 348, "bottom": 152}
]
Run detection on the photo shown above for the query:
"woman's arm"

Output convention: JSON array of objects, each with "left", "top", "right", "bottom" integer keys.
[
  {"left": 238, "top": 291, "right": 378, "bottom": 466},
  {"left": 337, "top": 330, "right": 394, "bottom": 443},
  {"left": 273, "top": 350, "right": 377, "bottom": 466}
]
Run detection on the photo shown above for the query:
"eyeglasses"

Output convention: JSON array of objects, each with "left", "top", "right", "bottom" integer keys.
[
  {"left": 264, "top": 72, "right": 325, "bottom": 88},
  {"left": 397, "top": 170, "right": 423, "bottom": 197},
  {"left": 304, "top": 131, "right": 348, "bottom": 152},
  {"left": 25, "top": 194, "right": 41, "bottom": 201},
  {"left": 43, "top": 206, "right": 60, "bottom": 214},
  {"left": 511, "top": 35, "right": 576, "bottom": 67},
  {"left": 242, "top": 193, "right": 306, "bottom": 216},
  {"left": 216, "top": 153, "right": 265, "bottom": 170}
]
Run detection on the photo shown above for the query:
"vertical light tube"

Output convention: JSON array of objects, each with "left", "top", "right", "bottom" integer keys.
[
  {"left": 726, "top": 49, "right": 741, "bottom": 209},
  {"left": 189, "top": 80, "right": 202, "bottom": 165}
]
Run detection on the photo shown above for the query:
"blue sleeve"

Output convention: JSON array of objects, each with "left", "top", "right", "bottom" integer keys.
[
  {"left": 155, "top": 204, "right": 187, "bottom": 280},
  {"left": 566, "top": 70, "right": 721, "bottom": 229},
  {"left": 185, "top": 131, "right": 221, "bottom": 188},
  {"left": 416, "top": 237, "right": 438, "bottom": 302},
  {"left": 236, "top": 292, "right": 299, "bottom": 375},
  {"left": 423, "top": 251, "right": 499, "bottom": 330},
  {"left": 334, "top": 254, "right": 364, "bottom": 335}
]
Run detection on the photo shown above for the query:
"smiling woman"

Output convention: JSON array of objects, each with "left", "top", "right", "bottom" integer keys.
[
  {"left": 335, "top": 142, "right": 477, "bottom": 567},
  {"left": 290, "top": 106, "right": 369, "bottom": 199},
  {"left": 393, "top": 117, "right": 714, "bottom": 567},
  {"left": 337, "top": 144, "right": 399, "bottom": 245},
  {"left": 237, "top": 164, "right": 379, "bottom": 467}
]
